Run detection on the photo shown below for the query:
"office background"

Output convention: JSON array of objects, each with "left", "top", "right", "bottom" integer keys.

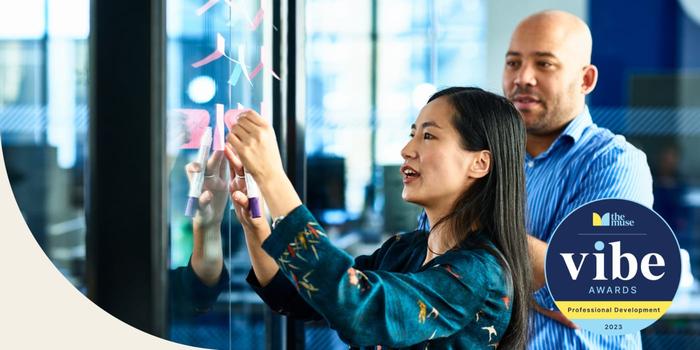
[{"left": 1, "top": 0, "right": 699, "bottom": 348}]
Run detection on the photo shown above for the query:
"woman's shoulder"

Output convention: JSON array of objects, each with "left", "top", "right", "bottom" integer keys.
[
  {"left": 388, "top": 229, "right": 426, "bottom": 245},
  {"left": 433, "top": 243, "right": 508, "bottom": 290},
  {"left": 439, "top": 246, "right": 501, "bottom": 271}
]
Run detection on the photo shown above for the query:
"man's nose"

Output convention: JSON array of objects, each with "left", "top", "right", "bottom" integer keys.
[{"left": 514, "top": 64, "right": 536, "bottom": 87}]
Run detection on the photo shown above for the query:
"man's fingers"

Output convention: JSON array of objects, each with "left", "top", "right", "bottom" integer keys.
[{"left": 534, "top": 305, "right": 578, "bottom": 329}]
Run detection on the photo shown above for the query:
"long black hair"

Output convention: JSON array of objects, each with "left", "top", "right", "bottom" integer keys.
[{"left": 419, "top": 87, "right": 532, "bottom": 349}]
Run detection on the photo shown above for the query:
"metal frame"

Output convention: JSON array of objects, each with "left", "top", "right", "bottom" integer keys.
[{"left": 272, "top": 0, "right": 306, "bottom": 348}]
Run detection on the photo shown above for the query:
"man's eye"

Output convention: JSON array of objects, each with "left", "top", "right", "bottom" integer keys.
[
  {"left": 539, "top": 62, "right": 553, "bottom": 68},
  {"left": 506, "top": 61, "right": 520, "bottom": 68}
]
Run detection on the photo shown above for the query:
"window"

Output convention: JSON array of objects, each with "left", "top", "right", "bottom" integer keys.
[{"left": 0, "top": 0, "right": 90, "bottom": 292}]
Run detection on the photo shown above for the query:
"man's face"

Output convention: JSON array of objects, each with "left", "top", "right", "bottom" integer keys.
[{"left": 502, "top": 23, "right": 584, "bottom": 136}]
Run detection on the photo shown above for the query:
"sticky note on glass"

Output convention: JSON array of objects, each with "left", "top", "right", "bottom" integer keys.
[
  {"left": 213, "top": 104, "right": 226, "bottom": 151},
  {"left": 196, "top": 0, "right": 219, "bottom": 16},
  {"left": 192, "top": 33, "right": 225, "bottom": 68},
  {"left": 249, "top": 8, "right": 264, "bottom": 30},
  {"left": 176, "top": 109, "right": 211, "bottom": 149}
]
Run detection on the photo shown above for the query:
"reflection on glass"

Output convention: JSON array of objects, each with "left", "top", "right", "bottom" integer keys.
[
  {"left": 166, "top": 0, "right": 272, "bottom": 348},
  {"left": 0, "top": 0, "right": 89, "bottom": 292}
]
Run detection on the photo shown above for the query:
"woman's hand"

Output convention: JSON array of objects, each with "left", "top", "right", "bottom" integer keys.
[
  {"left": 226, "top": 110, "right": 285, "bottom": 185},
  {"left": 224, "top": 144, "right": 271, "bottom": 244},
  {"left": 185, "top": 151, "right": 228, "bottom": 285},
  {"left": 226, "top": 110, "right": 303, "bottom": 220},
  {"left": 186, "top": 151, "right": 229, "bottom": 231}
]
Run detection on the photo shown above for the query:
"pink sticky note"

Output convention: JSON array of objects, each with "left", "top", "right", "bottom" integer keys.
[
  {"left": 196, "top": 0, "right": 219, "bottom": 16},
  {"left": 224, "top": 108, "right": 244, "bottom": 129},
  {"left": 249, "top": 62, "right": 263, "bottom": 79},
  {"left": 192, "top": 33, "right": 225, "bottom": 68},
  {"left": 177, "top": 109, "right": 211, "bottom": 149},
  {"left": 249, "top": 8, "right": 264, "bottom": 30},
  {"left": 213, "top": 104, "right": 225, "bottom": 151},
  {"left": 248, "top": 46, "right": 280, "bottom": 81}
]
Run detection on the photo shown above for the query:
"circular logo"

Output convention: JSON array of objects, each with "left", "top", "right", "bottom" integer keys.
[{"left": 545, "top": 199, "right": 681, "bottom": 335}]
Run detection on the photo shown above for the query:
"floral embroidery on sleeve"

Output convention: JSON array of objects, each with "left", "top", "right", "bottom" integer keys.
[
  {"left": 417, "top": 300, "right": 439, "bottom": 324},
  {"left": 276, "top": 222, "right": 328, "bottom": 298}
]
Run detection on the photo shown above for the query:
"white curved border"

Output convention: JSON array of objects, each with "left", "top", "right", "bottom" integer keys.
[{"left": 0, "top": 143, "right": 206, "bottom": 349}]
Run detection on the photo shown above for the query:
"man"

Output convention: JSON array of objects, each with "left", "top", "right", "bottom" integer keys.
[{"left": 503, "top": 10, "right": 653, "bottom": 349}]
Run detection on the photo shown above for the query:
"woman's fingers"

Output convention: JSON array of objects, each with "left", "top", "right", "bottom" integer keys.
[
  {"left": 218, "top": 150, "right": 228, "bottom": 179},
  {"left": 231, "top": 127, "right": 250, "bottom": 151},
  {"left": 234, "top": 114, "right": 255, "bottom": 134},
  {"left": 224, "top": 144, "right": 244, "bottom": 175},
  {"left": 185, "top": 162, "right": 201, "bottom": 183},
  {"left": 206, "top": 151, "right": 224, "bottom": 177},
  {"left": 238, "top": 110, "right": 267, "bottom": 127},
  {"left": 199, "top": 190, "right": 214, "bottom": 208},
  {"left": 236, "top": 116, "right": 259, "bottom": 135},
  {"left": 231, "top": 190, "right": 249, "bottom": 208}
]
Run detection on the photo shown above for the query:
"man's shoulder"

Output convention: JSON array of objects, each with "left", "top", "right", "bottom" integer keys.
[{"left": 575, "top": 122, "right": 647, "bottom": 164}]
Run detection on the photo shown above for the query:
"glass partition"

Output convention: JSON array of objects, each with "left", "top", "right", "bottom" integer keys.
[{"left": 166, "top": 0, "right": 274, "bottom": 348}]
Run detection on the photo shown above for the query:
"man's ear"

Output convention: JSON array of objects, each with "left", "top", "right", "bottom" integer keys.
[
  {"left": 582, "top": 64, "right": 598, "bottom": 95},
  {"left": 469, "top": 150, "right": 491, "bottom": 179}
]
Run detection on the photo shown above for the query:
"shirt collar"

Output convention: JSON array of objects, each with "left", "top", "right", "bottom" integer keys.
[
  {"left": 526, "top": 105, "right": 592, "bottom": 161},
  {"left": 559, "top": 105, "right": 592, "bottom": 144}
]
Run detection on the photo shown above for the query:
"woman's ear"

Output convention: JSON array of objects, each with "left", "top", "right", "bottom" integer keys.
[{"left": 469, "top": 150, "right": 491, "bottom": 179}]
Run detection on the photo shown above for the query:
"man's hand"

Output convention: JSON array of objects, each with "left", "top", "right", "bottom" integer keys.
[
  {"left": 533, "top": 303, "right": 578, "bottom": 329},
  {"left": 528, "top": 234, "right": 577, "bottom": 329}
]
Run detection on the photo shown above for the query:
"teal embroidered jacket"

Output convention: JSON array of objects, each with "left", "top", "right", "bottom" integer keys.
[{"left": 246, "top": 205, "right": 513, "bottom": 349}]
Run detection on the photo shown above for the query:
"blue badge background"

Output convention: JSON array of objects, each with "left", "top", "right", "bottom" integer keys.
[{"left": 546, "top": 199, "right": 681, "bottom": 302}]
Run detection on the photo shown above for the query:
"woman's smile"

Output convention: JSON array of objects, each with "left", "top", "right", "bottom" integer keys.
[{"left": 401, "top": 164, "right": 421, "bottom": 184}]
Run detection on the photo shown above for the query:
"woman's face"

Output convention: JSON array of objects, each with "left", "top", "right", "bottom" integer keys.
[{"left": 400, "top": 97, "right": 481, "bottom": 212}]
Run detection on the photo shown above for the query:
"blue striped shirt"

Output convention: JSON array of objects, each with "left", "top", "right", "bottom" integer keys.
[{"left": 526, "top": 106, "right": 653, "bottom": 349}]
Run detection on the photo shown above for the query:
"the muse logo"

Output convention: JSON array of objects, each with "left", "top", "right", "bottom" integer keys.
[{"left": 592, "top": 212, "right": 635, "bottom": 227}]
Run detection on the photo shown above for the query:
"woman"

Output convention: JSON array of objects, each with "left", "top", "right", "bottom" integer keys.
[{"left": 193, "top": 87, "right": 531, "bottom": 348}]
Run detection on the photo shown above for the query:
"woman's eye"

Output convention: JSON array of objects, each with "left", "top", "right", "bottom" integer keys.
[
  {"left": 409, "top": 133, "right": 415, "bottom": 138},
  {"left": 423, "top": 133, "right": 434, "bottom": 140}
]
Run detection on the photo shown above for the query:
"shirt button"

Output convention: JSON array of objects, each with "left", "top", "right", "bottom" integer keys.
[{"left": 527, "top": 161, "right": 535, "bottom": 168}]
